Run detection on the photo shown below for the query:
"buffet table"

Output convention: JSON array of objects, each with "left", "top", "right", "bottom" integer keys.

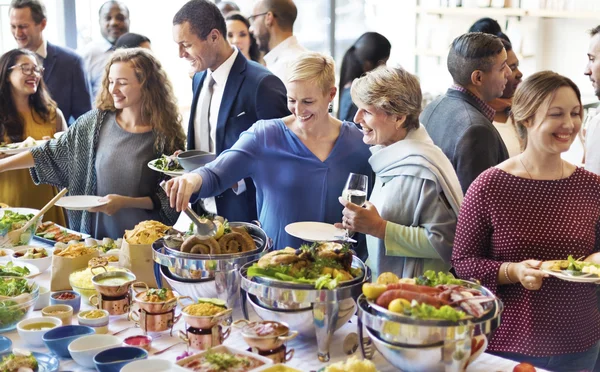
[{"left": 3, "top": 264, "right": 534, "bottom": 372}]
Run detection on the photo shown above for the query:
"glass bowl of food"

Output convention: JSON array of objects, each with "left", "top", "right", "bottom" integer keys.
[
  {"left": 0, "top": 208, "right": 42, "bottom": 247},
  {"left": 0, "top": 277, "right": 39, "bottom": 333}
]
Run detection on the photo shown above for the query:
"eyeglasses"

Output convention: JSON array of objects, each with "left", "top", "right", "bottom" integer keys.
[
  {"left": 9, "top": 63, "right": 44, "bottom": 76},
  {"left": 248, "top": 11, "right": 270, "bottom": 22}
]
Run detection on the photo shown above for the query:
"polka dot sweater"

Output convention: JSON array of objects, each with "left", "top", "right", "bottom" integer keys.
[{"left": 452, "top": 167, "right": 600, "bottom": 356}]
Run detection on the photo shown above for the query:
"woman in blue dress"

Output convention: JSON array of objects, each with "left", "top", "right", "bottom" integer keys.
[{"left": 166, "top": 52, "right": 372, "bottom": 250}]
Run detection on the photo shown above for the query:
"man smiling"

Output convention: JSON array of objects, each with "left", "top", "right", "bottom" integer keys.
[
  {"left": 172, "top": 0, "right": 288, "bottom": 222},
  {"left": 584, "top": 25, "right": 600, "bottom": 175}
]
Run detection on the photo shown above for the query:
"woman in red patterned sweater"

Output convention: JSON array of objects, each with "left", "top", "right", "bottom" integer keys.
[{"left": 451, "top": 71, "right": 600, "bottom": 372}]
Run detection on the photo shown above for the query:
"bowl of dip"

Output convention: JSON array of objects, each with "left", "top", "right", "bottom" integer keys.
[
  {"left": 78, "top": 309, "right": 110, "bottom": 334},
  {"left": 17, "top": 316, "right": 62, "bottom": 346},
  {"left": 92, "top": 271, "right": 137, "bottom": 297},
  {"left": 122, "top": 335, "right": 152, "bottom": 351},
  {"left": 42, "top": 304, "right": 73, "bottom": 325}
]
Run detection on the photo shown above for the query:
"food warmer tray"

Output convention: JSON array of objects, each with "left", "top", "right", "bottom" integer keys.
[{"left": 239, "top": 256, "right": 371, "bottom": 362}]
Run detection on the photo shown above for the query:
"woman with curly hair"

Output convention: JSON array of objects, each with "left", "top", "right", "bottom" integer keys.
[
  {"left": 0, "top": 48, "right": 66, "bottom": 225},
  {"left": 0, "top": 48, "right": 186, "bottom": 238}
]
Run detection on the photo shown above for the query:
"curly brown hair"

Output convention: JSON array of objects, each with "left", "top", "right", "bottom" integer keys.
[{"left": 95, "top": 48, "right": 185, "bottom": 154}]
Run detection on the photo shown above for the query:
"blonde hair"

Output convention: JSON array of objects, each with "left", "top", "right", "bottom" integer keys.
[
  {"left": 95, "top": 48, "right": 186, "bottom": 154},
  {"left": 510, "top": 71, "right": 582, "bottom": 149},
  {"left": 351, "top": 65, "right": 422, "bottom": 131},
  {"left": 286, "top": 52, "right": 335, "bottom": 94}
]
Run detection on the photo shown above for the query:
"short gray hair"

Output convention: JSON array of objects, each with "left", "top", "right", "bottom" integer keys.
[
  {"left": 287, "top": 52, "right": 335, "bottom": 94},
  {"left": 350, "top": 65, "right": 422, "bottom": 132}
]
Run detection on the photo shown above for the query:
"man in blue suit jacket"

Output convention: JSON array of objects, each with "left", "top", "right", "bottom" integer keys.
[
  {"left": 9, "top": 0, "right": 91, "bottom": 123},
  {"left": 173, "top": 0, "right": 289, "bottom": 222}
]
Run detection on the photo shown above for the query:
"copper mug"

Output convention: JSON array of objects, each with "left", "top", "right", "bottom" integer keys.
[
  {"left": 89, "top": 294, "right": 130, "bottom": 316},
  {"left": 129, "top": 309, "right": 181, "bottom": 334},
  {"left": 179, "top": 325, "right": 230, "bottom": 350}
]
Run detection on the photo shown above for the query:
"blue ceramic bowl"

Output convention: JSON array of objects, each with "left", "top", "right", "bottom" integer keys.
[
  {"left": 93, "top": 346, "right": 148, "bottom": 372},
  {"left": 177, "top": 150, "right": 217, "bottom": 171},
  {"left": 42, "top": 325, "right": 95, "bottom": 358},
  {"left": 50, "top": 291, "right": 81, "bottom": 313}
]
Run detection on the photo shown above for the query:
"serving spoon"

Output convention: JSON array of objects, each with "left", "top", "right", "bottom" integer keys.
[{"left": 159, "top": 181, "right": 216, "bottom": 237}]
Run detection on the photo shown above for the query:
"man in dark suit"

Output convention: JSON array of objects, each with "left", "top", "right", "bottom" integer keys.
[
  {"left": 421, "top": 32, "right": 511, "bottom": 194},
  {"left": 9, "top": 0, "right": 91, "bottom": 124},
  {"left": 172, "top": 0, "right": 289, "bottom": 222}
]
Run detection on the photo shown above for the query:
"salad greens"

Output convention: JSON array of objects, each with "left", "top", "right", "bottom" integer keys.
[
  {"left": 416, "top": 270, "right": 462, "bottom": 287},
  {"left": 409, "top": 303, "right": 466, "bottom": 322},
  {"left": 0, "top": 211, "right": 33, "bottom": 233},
  {"left": 0, "top": 350, "right": 38, "bottom": 371},
  {"left": 204, "top": 351, "right": 252, "bottom": 370},
  {"left": 0, "top": 262, "right": 30, "bottom": 277},
  {"left": 154, "top": 154, "right": 183, "bottom": 172},
  {"left": 146, "top": 288, "right": 169, "bottom": 301},
  {"left": 0, "top": 278, "right": 33, "bottom": 297}
]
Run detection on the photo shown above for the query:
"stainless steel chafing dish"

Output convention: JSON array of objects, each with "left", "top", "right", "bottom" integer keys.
[
  {"left": 239, "top": 255, "right": 371, "bottom": 362},
  {"left": 357, "top": 280, "right": 503, "bottom": 372},
  {"left": 153, "top": 221, "right": 272, "bottom": 309}
]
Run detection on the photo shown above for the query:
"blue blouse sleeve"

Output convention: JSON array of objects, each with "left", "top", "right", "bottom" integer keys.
[{"left": 192, "top": 123, "right": 262, "bottom": 201}]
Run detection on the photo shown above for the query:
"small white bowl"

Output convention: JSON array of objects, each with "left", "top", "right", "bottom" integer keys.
[
  {"left": 68, "top": 334, "right": 121, "bottom": 368},
  {"left": 34, "top": 285, "right": 50, "bottom": 310},
  {"left": 0, "top": 249, "right": 14, "bottom": 262},
  {"left": 17, "top": 316, "right": 62, "bottom": 347},
  {"left": 77, "top": 309, "right": 109, "bottom": 327},
  {"left": 121, "top": 359, "right": 189, "bottom": 372},
  {"left": 12, "top": 246, "right": 52, "bottom": 273}
]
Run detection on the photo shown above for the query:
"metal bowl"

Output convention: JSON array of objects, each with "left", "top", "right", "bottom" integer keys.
[
  {"left": 176, "top": 150, "right": 217, "bottom": 172},
  {"left": 233, "top": 319, "right": 298, "bottom": 352},
  {"left": 132, "top": 288, "right": 181, "bottom": 314},
  {"left": 91, "top": 271, "right": 136, "bottom": 298},
  {"left": 246, "top": 293, "right": 356, "bottom": 338},
  {"left": 181, "top": 306, "right": 232, "bottom": 329}
]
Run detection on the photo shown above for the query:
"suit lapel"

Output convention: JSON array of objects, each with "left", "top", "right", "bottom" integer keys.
[
  {"left": 43, "top": 42, "right": 57, "bottom": 79},
  {"left": 187, "top": 71, "right": 207, "bottom": 150},
  {"left": 216, "top": 53, "right": 246, "bottom": 154}
]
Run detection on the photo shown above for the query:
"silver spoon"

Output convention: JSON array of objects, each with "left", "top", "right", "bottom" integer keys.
[
  {"left": 153, "top": 341, "right": 187, "bottom": 356},
  {"left": 159, "top": 181, "right": 216, "bottom": 237}
]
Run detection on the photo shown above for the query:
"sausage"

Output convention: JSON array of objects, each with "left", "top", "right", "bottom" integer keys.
[
  {"left": 376, "top": 289, "right": 449, "bottom": 309},
  {"left": 386, "top": 283, "right": 442, "bottom": 295}
]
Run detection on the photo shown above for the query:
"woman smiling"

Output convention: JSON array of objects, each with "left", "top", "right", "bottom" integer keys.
[
  {"left": 335, "top": 66, "right": 463, "bottom": 278},
  {"left": 0, "top": 48, "right": 185, "bottom": 239}
]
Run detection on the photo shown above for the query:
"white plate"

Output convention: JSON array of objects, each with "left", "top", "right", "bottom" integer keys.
[
  {"left": 0, "top": 140, "right": 48, "bottom": 155},
  {"left": 541, "top": 268, "right": 600, "bottom": 283},
  {"left": 55, "top": 196, "right": 108, "bottom": 211},
  {"left": 53, "top": 131, "right": 65, "bottom": 139},
  {"left": 0, "top": 261, "right": 40, "bottom": 278},
  {"left": 147, "top": 159, "right": 185, "bottom": 178},
  {"left": 285, "top": 221, "right": 347, "bottom": 242}
]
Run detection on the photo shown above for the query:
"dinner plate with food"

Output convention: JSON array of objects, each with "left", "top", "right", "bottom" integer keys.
[
  {"left": 148, "top": 154, "right": 185, "bottom": 177},
  {"left": 0, "top": 261, "right": 39, "bottom": 279},
  {"left": 541, "top": 256, "right": 600, "bottom": 283},
  {"left": 34, "top": 221, "right": 88, "bottom": 245},
  {"left": 54, "top": 195, "right": 108, "bottom": 211},
  {"left": 0, "top": 349, "right": 59, "bottom": 372},
  {"left": 0, "top": 137, "right": 48, "bottom": 155}
]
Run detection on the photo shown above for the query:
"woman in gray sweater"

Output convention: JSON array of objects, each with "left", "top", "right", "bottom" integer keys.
[
  {"left": 0, "top": 48, "right": 186, "bottom": 239},
  {"left": 336, "top": 66, "right": 463, "bottom": 278}
]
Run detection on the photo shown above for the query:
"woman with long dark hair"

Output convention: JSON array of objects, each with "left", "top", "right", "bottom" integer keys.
[
  {"left": 0, "top": 48, "right": 185, "bottom": 239},
  {"left": 338, "top": 32, "right": 391, "bottom": 122},
  {"left": 226, "top": 12, "right": 262, "bottom": 64},
  {"left": 0, "top": 49, "right": 66, "bottom": 224}
]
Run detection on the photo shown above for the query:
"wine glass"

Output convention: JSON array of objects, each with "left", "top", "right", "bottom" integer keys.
[{"left": 341, "top": 173, "right": 368, "bottom": 239}]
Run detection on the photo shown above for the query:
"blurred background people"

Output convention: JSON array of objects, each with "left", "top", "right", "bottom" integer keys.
[
  {"left": 172, "top": 0, "right": 288, "bottom": 222},
  {"left": 337, "top": 32, "right": 391, "bottom": 123},
  {"left": 0, "top": 48, "right": 185, "bottom": 239},
  {"left": 335, "top": 66, "right": 462, "bottom": 278},
  {"left": 249, "top": 0, "right": 306, "bottom": 82},
  {"left": 421, "top": 32, "right": 511, "bottom": 194},
  {"left": 79, "top": 0, "right": 130, "bottom": 102},
  {"left": 164, "top": 52, "right": 372, "bottom": 252},
  {"left": 452, "top": 71, "right": 600, "bottom": 372},
  {"left": 217, "top": 1, "right": 240, "bottom": 17},
  {"left": 226, "top": 12, "right": 262, "bottom": 64},
  {"left": 115, "top": 32, "right": 151, "bottom": 50},
  {"left": 9, "top": 0, "right": 91, "bottom": 124},
  {"left": 0, "top": 49, "right": 66, "bottom": 224},
  {"left": 585, "top": 25, "right": 600, "bottom": 175}
]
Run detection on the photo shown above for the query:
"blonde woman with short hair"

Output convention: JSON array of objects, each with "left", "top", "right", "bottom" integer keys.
[
  {"left": 334, "top": 66, "right": 463, "bottom": 278},
  {"left": 165, "top": 52, "right": 372, "bottom": 250}
]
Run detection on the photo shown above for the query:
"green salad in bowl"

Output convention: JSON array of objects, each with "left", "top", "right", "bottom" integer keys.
[
  {"left": 0, "top": 277, "right": 39, "bottom": 333},
  {"left": 0, "top": 209, "right": 41, "bottom": 247}
]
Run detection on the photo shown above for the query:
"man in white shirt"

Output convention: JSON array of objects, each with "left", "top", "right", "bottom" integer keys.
[
  {"left": 249, "top": 0, "right": 307, "bottom": 82},
  {"left": 78, "top": 1, "right": 129, "bottom": 102},
  {"left": 9, "top": 0, "right": 90, "bottom": 124},
  {"left": 584, "top": 25, "right": 600, "bottom": 175},
  {"left": 172, "top": 0, "right": 289, "bottom": 222}
]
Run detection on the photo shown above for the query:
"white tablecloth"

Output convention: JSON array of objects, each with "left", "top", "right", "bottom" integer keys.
[{"left": 1, "top": 265, "right": 535, "bottom": 372}]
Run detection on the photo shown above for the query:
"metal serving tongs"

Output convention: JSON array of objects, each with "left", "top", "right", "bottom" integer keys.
[{"left": 159, "top": 180, "right": 216, "bottom": 237}]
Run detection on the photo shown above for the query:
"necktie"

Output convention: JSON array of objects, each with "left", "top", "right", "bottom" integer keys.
[{"left": 199, "top": 76, "right": 215, "bottom": 153}]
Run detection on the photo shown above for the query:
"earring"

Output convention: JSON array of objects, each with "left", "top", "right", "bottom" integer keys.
[{"left": 328, "top": 103, "right": 333, "bottom": 113}]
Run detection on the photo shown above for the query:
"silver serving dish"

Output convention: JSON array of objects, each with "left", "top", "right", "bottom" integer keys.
[
  {"left": 239, "top": 256, "right": 370, "bottom": 362},
  {"left": 153, "top": 222, "right": 271, "bottom": 280},
  {"left": 358, "top": 280, "right": 503, "bottom": 346}
]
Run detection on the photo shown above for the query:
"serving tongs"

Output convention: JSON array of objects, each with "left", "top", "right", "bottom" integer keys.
[{"left": 159, "top": 181, "right": 216, "bottom": 237}]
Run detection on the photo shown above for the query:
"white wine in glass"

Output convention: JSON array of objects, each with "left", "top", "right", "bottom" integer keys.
[{"left": 343, "top": 173, "right": 368, "bottom": 206}]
